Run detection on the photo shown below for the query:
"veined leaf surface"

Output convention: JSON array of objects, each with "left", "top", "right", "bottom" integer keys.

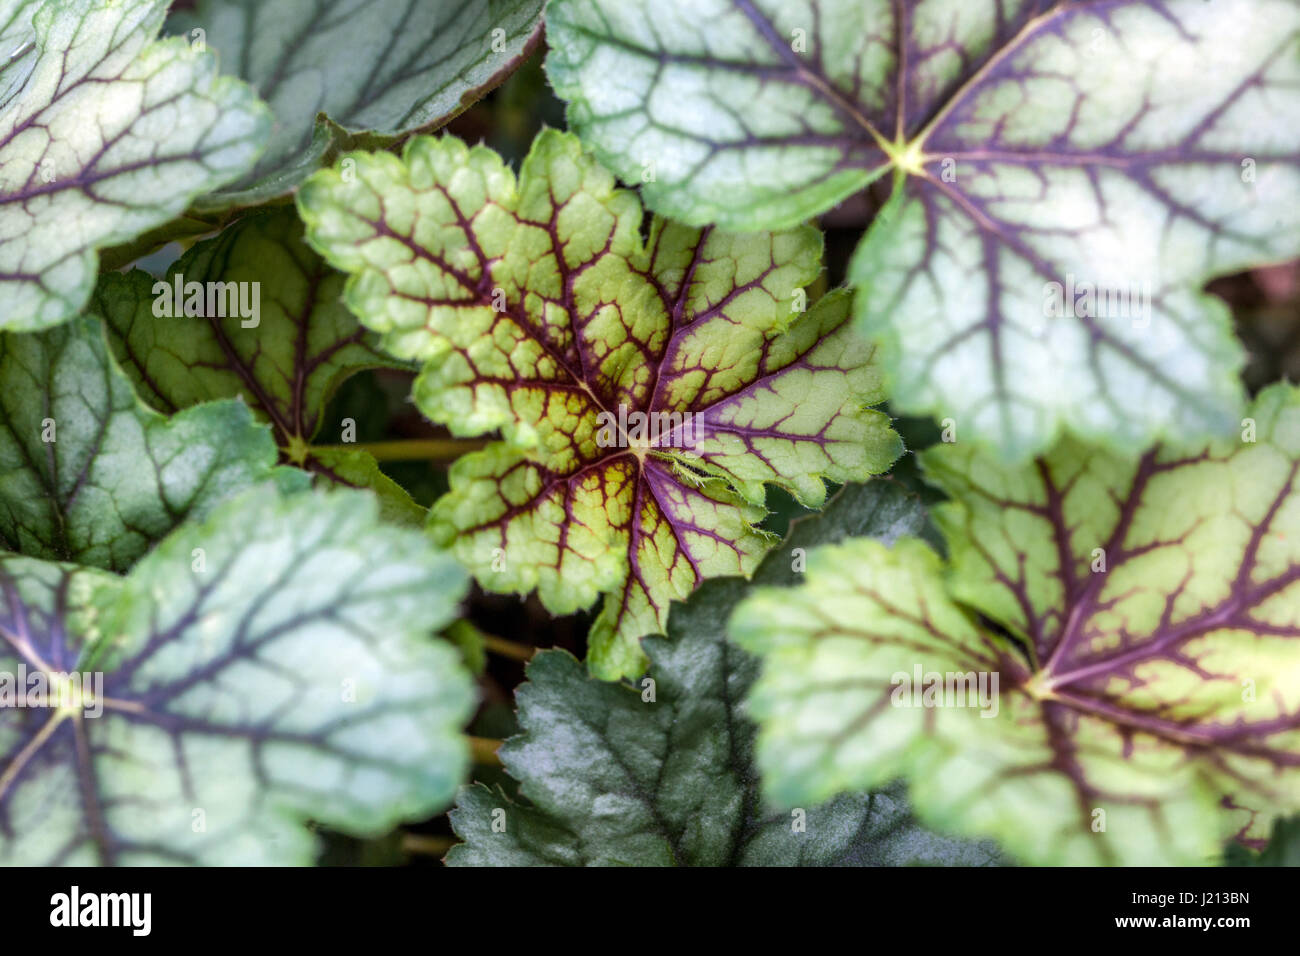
[
  {"left": 448, "top": 481, "right": 1002, "bottom": 866},
  {"left": 0, "top": 316, "right": 298, "bottom": 571},
  {"left": 0, "top": 487, "right": 474, "bottom": 865},
  {"left": 94, "top": 208, "right": 421, "bottom": 524},
  {"left": 169, "top": 0, "right": 545, "bottom": 208},
  {"left": 298, "top": 129, "right": 900, "bottom": 678},
  {"left": 733, "top": 385, "right": 1300, "bottom": 865},
  {"left": 0, "top": 0, "right": 270, "bottom": 330},
  {"left": 547, "top": 0, "right": 1300, "bottom": 457}
]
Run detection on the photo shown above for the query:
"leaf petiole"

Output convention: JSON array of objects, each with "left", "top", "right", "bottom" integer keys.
[{"left": 311, "top": 439, "right": 487, "bottom": 463}]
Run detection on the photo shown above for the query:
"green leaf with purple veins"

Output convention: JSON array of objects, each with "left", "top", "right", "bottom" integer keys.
[
  {"left": 296, "top": 129, "right": 901, "bottom": 679},
  {"left": 0, "top": 0, "right": 270, "bottom": 332},
  {"left": 732, "top": 383, "right": 1300, "bottom": 866},
  {"left": 167, "top": 0, "right": 545, "bottom": 210},
  {"left": 0, "top": 485, "right": 474, "bottom": 865},
  {"left": 546, "top": 0, "right": 1300, "bottom": 458},
  {"left": 92, "top": 207, "right": 421, "bottom": 525},
  {"left": 0, "top": 316, "right": 302, "bottom": 572}
]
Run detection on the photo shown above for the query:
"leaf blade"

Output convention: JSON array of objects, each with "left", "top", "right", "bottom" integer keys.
[
  {"left": 733, "top": 384, "right": 1300, "bottom": 865},
  {"left": 0, "top": 485, "right": 475, "bottom": 865},
  {"left": 0, "top": 316, "right": 298, "bottom": 571},
  {"left": 299, "top": 129, "right": 900, "bottom": 677},
  {"left": 548, "top": 0, "right": 1300, "bottom": 457},
  {"left": 0, "top": 0, "right": 271, "bottom": 330},
  {"left": 169, "top": 0, "right": 545, "bottom": 208}
]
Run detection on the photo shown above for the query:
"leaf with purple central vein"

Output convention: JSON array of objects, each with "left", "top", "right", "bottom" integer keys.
[
  {"left": 547, "top": 0, "right": 1300, "bottom": 458},
  {"left": 93, "top": 208, "right": 421, "bottom": 525},
  {"left": 0, "top": 485, "right": 474, "bottom": 865},
  {"left": 0, "top": 0, "right": 270, "bottom": 331},
  {"left": 297, "top": 129, "right": 900, "bottom": 678},
  {"left": 733, "top": 384, "right": 1300, "bottom": 865}
]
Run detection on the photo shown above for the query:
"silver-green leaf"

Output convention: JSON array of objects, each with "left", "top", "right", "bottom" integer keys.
[
  {"left": 447, "top": 481, "right": 1003, "bottom": 866},
  {"left": 169, "top": 0, "right": 545, "bottom": 208},
  {"left": 0, "top": 316, "right": 301, "bottom": 571},
  {"left": 0, "top": 486, "right": 475, "bottom": 865},
  {"left": 0, "top": 0, "right": 271, "bottom": 331}
]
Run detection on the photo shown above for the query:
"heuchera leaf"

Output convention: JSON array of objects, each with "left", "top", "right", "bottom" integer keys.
[
  {"left": 546, "top": 0, "right": 1300, "bottom": 458},
  {"left": 296, "top": 129, "right": 901, "bottom": 678},
  {"left": 92, "top": 207, "right": 422, "bottom": 525},
  {"left": 168, "top": 0, "right": 545, "bottom": 209},
  {"left": 0, "top": 0, "right": 271, "bottom": 331},
  {"left": 732, "top": 384, "right": 1300, "bottom": 865},
  {"left": 0, "top": 485, "right": 475, "bottom": 865},
  {"left": 0, "top": 315, "right": 301, "bottom": 572},
  {"left": 447, "top": 481, "right": 1003, "bottom": 866}
]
